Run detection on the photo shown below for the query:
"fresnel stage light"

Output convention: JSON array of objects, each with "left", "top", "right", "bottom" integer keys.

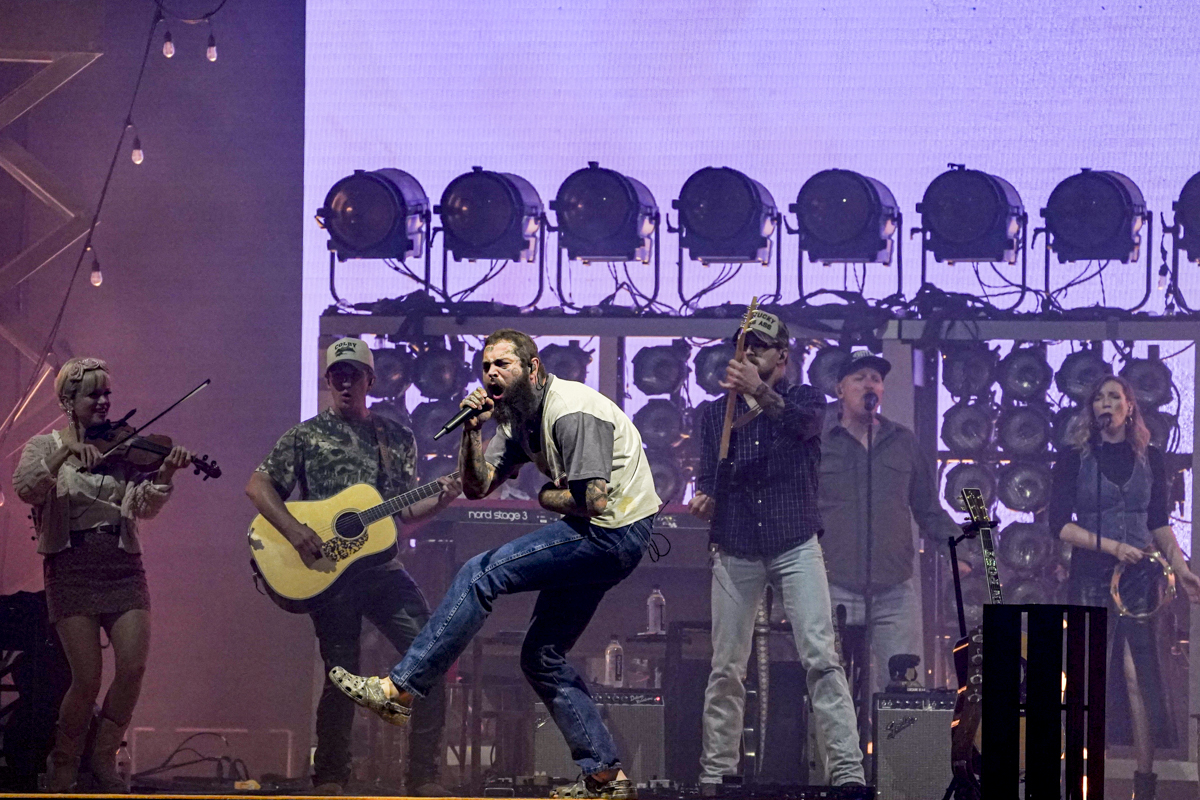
[
  {"left": 674, "top": 167, "right": 778, "bottom": 265},
  {"left": 437, "top": 166, "right": 544, "bottom": 262},
  {"left": 551, "top": 162, "right": 658, "bottom": 263},
  {"left": 317, "top": 169, "right": 430, "bottom": 261},
  {"left": 791, "top": 169, "right": 898, "bottom": 264},
  {"left": 917, "top": 165, "right": 1024, "bottom": 264},
  {"left": 1042, "top": 169, "right": 1146, "bottom": 263}
]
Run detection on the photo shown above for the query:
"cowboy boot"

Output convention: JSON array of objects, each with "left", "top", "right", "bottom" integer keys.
[
  {"left": 89, "top": 715, "right": 130, "bottom": 793},
  {"left": 1132, "top": 771, "right": 1157, "bottom": 800},
  {"left": 43, "top": 723, "right": 87, "bottom": 792}
]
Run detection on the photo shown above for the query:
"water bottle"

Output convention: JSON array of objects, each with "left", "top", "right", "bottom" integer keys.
[
  {"left": 646, "top": 586, "right": 666, "bottom": 634},
  {"left": 114, "top": 739, "right": 132, "bottom": 791},
  {"left": 603, "top": 635, "right": 624, "bottom": 687}
]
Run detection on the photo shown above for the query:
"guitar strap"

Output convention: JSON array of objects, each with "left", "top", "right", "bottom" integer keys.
[{"left": 371, "top": 414, "right": 398, "bottom": 488}]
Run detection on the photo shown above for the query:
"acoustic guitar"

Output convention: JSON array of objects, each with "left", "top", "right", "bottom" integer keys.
[{"left": 248, "top": 474, "right": 457, "bottom": 613}]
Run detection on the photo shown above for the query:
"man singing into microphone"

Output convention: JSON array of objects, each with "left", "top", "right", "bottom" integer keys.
[
  {"left": 819, "top": 350, "right": 959, "bottom": 709},
  {"left": 330, "top": 329, "right": 660, "bottom": 800},
  {"left": 689, "top": 312, "right": 864, "bottom": 790}
]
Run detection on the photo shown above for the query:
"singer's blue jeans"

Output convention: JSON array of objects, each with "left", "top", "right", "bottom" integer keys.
[{"left": 389, "top": 513, "right": 655, "bottom": 776}]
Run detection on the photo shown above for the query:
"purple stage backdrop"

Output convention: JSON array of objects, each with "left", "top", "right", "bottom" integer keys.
[{"left": 304, "top": 1, "right": 1200, "bottom": 545}]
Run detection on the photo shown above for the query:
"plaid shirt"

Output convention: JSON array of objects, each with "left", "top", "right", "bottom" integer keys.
[{"left": 695, "top": 380, "right": 826, "bottom": 559}]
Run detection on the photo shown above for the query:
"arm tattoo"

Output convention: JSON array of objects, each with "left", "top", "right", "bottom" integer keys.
[
  {"left": 539, "top": 478, "right": 608, "bottom": 517},
  {"left": 460, "top": 429, "right": 495, "bottom": 499},
  {"left": 753, "top": 383, "right": 786, "bottom": 418}
]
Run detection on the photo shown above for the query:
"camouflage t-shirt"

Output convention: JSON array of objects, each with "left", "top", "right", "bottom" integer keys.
[{"left": 256, "top": 409, "right": 418, "bottom": 503}]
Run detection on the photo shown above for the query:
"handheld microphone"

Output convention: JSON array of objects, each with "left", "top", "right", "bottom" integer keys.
[
  {"left": 433, "top": 404, "right": 485, "bottom": 440},
  {"left": 864, "top": 391, "right": 878, "bottom": 412},
  {"left": 1095, "top": 412, "right": 1113, "bottom": 429}
]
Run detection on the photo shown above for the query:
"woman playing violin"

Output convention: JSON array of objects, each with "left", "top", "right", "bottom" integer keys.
[{"left": 12, "top": 358, "right": 192, "bottom": 792}]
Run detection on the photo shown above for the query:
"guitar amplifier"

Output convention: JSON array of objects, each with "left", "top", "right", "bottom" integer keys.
[
  {"left": 534, "top": 691, "right": 664, "bottom": 780},
  {"left": 872, "top": 691, "right": 954, "bottom": 800}
]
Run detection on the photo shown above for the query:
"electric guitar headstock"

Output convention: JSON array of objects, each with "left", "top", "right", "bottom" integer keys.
[
  {"left": 733, "top": 297, "right": 761, "bottom": 357},
  {"left": 960, "top": 487, "right": 1003, "bottom": 606}
]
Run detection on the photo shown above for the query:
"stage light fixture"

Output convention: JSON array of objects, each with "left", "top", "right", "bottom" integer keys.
[
  {"left": 1042, "top": 169, "right": 1146, "bottom": 263},
  {"left": 1119, "top": 357, "right": 1172, "bottom": 408},
  {"left": 674, "top": 167, "right": 777, "bottom": 264},
  {"left": 413, "top": 347, "right": 471, "bottom": 400},
  {"left": 808, "top": 346, "right": 852, "bottom": 399},
  {"left": 1175, "top": 171, "right": 1200, "bottom": 263},
  {"left": 941, "top": 344, "right": 998, "bottom": 399},
  {"left": 997, "top": 461, "right": 1052, "bottom": 512},
  {"left": 998, "top": 522, "right": 1054, "bottom": 576},
  {"left": 317, "top": 169, "right": 430, "bottom": 262},
  {"left": 437, "top": 166, "right": 543, "bottom": 262},
  {"left": 645, "top": 449, "right": 686, "bottom": 504},
  {"left": 551, "top": 162, "right": 657, "bottom": 263},
  {"left": 996, "top": 405, "right": 1051, "bottom": 459},
  {"left": 694, "top": 340, "right": 738, "bottom": 397},
  {"left": 996, "top": 346, "right": 1052, "bottom": 402},
  {"left": 917, "top": 165, "right": 1024, "bottom": 263},
  {"left": 411, "top": 399, "right": 462, "bottom": 457},
  {"left": 790, "top": 169, "right": 898, "bottom": 264},
  {"left": 633, "top": 399, "right": 686, "bottom": 451},
  {"left": 941, "top": 402, "right": 995, "bottom": 457},
  {"left": 1051, "top": 406, "right": 1083, "bottom": 452},
  {"left": 1054, "top": 349, "right": 1111, "bottom": 404},
  {"left": 944, "top": 462, "right": 996, "bottom": 512},
  {"left": 632, "top": 340, "right": 691, "bottom": 396},
  {"left": 369, "top": 348, "right": 415, "bottom": 399},
  {"left": 540, "top": 341, "right": 593, "bottom": 384}
]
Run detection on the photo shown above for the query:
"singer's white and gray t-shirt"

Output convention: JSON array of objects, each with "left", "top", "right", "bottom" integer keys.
[{"left": 484, "top": 375, "right": 661, "bottom": 529}]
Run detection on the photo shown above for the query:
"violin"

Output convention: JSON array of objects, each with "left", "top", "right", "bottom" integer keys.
[{"left": 84, "top": 414, "right": 221, "bottom": 480}]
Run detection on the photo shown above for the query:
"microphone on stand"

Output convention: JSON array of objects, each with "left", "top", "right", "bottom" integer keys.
[
  {"left": 433, "top": 404, "right": 486, "bottom": 440},
  {"left": 1096, "top": 412, "right": 1113, "bottom": 428},
  {"left": 863, "top": 391, "right": 878, "bottom": 413}
]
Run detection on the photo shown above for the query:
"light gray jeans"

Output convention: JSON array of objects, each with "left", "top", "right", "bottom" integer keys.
[
  {"left": 827, "top": 578, "right": 924, "bottom": 700},
  {"left": 700, "top": 537, "right": 865, "bottom": 786}
]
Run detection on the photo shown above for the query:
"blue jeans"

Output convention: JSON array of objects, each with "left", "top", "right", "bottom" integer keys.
[
  {"left": 390, "top": 514, "right": 654, "bottom": 776},
  {"left": 700, "top": 538, "right": 864, "bottom": 786}
]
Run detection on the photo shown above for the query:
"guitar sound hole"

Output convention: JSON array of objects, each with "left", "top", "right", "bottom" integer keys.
[{"left": 334, "top": 512, "right": 365, "bottom": 539}]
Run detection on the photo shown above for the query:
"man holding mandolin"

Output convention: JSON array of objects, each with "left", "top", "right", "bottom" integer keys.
[
  {"left": 689, "top": 309, "right": 864, "bottom": 790},
  {"left": 245, "top": 337, "right": 460, "bottom": 795}
]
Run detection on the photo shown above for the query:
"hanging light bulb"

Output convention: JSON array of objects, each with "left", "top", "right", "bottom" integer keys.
[
  {"left": 1158, "top": 263, "right": 1169, "bottom": 291},
  {"left": 131, "top": 135, "right": 144, "bottom": 165},
  {"left": 206, "top": 33, "right": 217, "bottom": 62},
  {"left": 89, "top": 256, "right": 103, "bottom": 287},
  {"left": 162, "top": 30, "right": 175, "bottom": 58}
]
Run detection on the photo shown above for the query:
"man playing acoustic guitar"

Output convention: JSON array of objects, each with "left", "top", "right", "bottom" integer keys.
[
  {"left": 328, "top": 329, "right": 660, "bottom": 800},
  {"left": 245, "top": 337, "right": 460, "bottom": 795},
  {"left": 689, "top": 311, "right": 864, "bottom": 790}
]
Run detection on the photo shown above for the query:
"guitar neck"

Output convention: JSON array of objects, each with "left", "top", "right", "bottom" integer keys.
[
  {"left": 978, "top": 524, "right": 1004, "bottom": 605},
  {"left": 359, "top": 472, "right": 458, "bottom": 525}
]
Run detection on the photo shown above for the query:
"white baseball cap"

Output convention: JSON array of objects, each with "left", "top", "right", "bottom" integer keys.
[{"left": 326, "top": 338, "right": 374, "bottom": 373}]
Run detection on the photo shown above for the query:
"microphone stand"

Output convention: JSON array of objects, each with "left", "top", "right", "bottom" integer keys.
[{"left": 860, "top": 393, "right": 877, "bottom": 760}]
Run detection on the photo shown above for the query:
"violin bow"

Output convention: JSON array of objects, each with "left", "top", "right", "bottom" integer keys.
[{"left": 89, "top": 378, "right": 211, "bottom": 467}]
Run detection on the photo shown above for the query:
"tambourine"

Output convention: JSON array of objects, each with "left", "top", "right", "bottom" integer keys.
[{"left": 1110, "top": 549, "right": 1176, "bottom": 619}]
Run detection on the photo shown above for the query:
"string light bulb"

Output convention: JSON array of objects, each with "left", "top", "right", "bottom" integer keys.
[
  {"left": 88, "top": 249, "right": 103, "bottom": 287},
  {"left": 1158, "top": 263, "right": 1169, "bottom": 291},
  {"left": 206, "top": 32, "right": 217, "bottom": 62},
  {"left": 130, "top": 135, "right": 144, "bottom": 165},
  {"left": 162, "top": 30, "right": 175, "bottom": 58}
]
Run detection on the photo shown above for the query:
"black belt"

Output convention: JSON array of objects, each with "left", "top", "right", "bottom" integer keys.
[{"left": 70, "top": 523, "right": 121, "bottom": 535}]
